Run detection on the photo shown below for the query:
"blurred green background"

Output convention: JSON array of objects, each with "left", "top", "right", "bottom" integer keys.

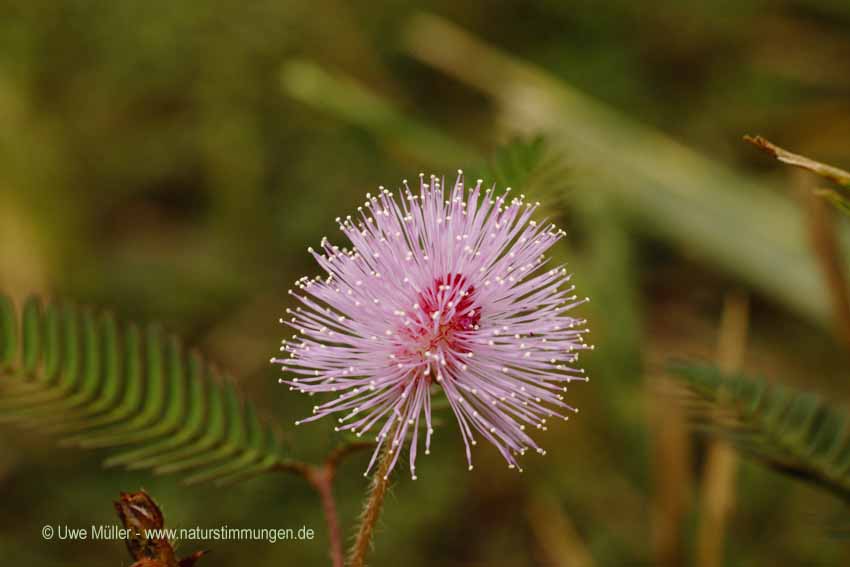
[{"left": 3, "top": 1, "right": 850, "bottom": 565}]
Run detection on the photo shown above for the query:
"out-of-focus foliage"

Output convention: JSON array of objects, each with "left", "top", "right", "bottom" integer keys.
[
  {"left": 473, "top": 136, "right": 573, "bottom": 204},
  {"left": 670, "top": 361, "right": 850, "bottom": 501},
  {"left": 3, "top": 1, "right": 850, "bottom": 566},
  {"left": 0, "top": 294, "right": 286, "bottom": 486}
]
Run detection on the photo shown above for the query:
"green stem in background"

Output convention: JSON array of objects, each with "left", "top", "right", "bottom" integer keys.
[{"left": 348, "top": 433, "right": 397, "bottom": 567}]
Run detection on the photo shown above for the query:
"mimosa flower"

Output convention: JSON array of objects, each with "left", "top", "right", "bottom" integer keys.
[{"left": 272, "top": 172, "right": 590, "bottom": 479}]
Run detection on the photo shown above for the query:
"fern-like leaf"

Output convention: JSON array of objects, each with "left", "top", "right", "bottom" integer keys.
[
  {"left": 476, "top": 136, "right": 572, "bottom": 202},
  {"left": 669, "top": 361, "right": 850, "bottom": 500},
  {"left": 0, "top": 294, "right": 287, "bottom": 486}
]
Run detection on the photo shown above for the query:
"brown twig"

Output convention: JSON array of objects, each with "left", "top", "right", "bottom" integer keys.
[
  {"left": 696, "top": 291, "right": 749, "bottom": 567},
  {"left": 348, "top": 433, "right": 396, "bottom": 567},
  {"left": 744, "top": 135, "right": 850, "bottom": 187}
]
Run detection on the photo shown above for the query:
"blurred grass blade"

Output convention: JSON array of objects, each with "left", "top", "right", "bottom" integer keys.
[
  {"left": 399, "top": 12, "right": 849, "bottom": 328},
  {"left": 281, "top": 58, "right": 479, "bottom": 168}
]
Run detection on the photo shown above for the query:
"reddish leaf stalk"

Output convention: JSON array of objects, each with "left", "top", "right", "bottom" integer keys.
[
  {"left": 274, "top": 442, "right": 373, "bottom": 567},
  {"left": 306, "top": 465, "right": 344, "bottom": 567}
]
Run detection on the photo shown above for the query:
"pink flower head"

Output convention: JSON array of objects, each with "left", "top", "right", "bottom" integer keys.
[{"left": 273, "top": 172, "right": 590, "bottom": 479}]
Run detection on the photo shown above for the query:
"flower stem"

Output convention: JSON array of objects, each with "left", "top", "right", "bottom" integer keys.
[{"left": 348, "top": 437, "right": 396, "bottom": 567}]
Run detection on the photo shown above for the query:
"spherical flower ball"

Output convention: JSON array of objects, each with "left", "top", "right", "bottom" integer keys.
[{"left": 272, "top": 172, "right": 591, "bottom": 479}]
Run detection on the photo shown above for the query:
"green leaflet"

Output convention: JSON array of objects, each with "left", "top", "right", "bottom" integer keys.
[
  {"left": 0, "top": 294, "right": 286, "bottom": 486},
  {"left": 474, "top": 136, "right": 572, "bottom": 205},
  {"left": 669, "top": 362, "right": 850, "bottom": 500}
]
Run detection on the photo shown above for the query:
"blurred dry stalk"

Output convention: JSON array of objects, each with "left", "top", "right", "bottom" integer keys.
[
  {"left": 696, "top": 292, "right": 750, "bottom": 567},
  {"left": 0, "top": 197, "right": 47, "bottom": 303},
  {"left": 649, "top": 377, "right": 692, "bottom": 567},
  {"left": 0, "top": 196, "right": 47, "bottom": 486},
  {"left": 647, "top": 293, "right": 750, "bottom": 567},
  {"left": 795, "top": 171, "right": 850, "bottom": 351},
  {"left": 746, "top": 135, "right": 850, "bottom": 350},
  {"left": 527, "top": 497, "right": 594, "bottom": 567}
]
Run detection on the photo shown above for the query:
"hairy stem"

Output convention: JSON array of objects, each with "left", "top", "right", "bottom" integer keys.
[{"left": 348, "top": 437, "right": 396, "bottom": 567}]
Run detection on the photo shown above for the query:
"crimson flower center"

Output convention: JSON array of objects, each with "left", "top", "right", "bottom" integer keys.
[{"left": 398, "top": 273, "right": 481, "bottom": 362}]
